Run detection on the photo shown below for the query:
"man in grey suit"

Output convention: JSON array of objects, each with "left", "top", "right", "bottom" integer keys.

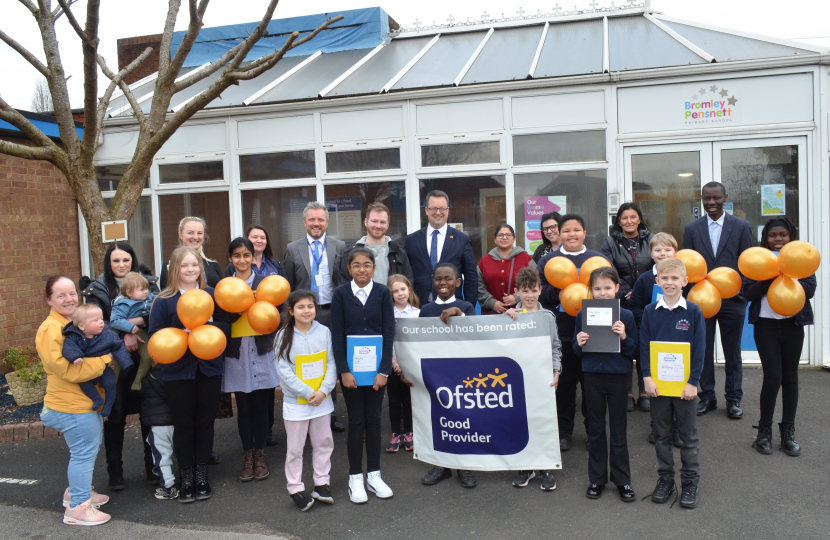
[
  {"left": 683, "top": 182, "right": 753, "bottom": 420},
  {"left": 283, "top": 200, "right": 350, "bottom": 431}
]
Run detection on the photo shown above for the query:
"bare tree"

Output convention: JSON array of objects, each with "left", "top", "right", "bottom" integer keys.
[
  {"left": 0, "top": 0, "right": 342, "bottom": 273},
  {"left": 30, "top": 77, "right": 53, "bottom": 112}
]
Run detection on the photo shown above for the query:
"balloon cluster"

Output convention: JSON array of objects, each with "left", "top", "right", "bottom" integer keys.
[
  {"left": 544, "top": 256, "right": 611, "bottom": 316},
  {"left": 215, "top": 275, "right": 289, "bottom": 335},
  {"left": 738, "top": 241, "right": 820, "bottom": 317},
  {"left": 673, "top": 250, "right": 741, "bottom": 318}
]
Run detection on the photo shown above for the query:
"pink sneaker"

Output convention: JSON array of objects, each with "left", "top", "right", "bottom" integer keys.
[
  {"left": 402, "top": 432, "right": 414, "bottom": 451},
  {"left": 63, "top": 499, "right": 111, "bottom": 526},
  {"left": 63, "top": 487, "right": 109, "bottom": 508},
  {"left": 387, "top": 433, "right": 401, "bottom": 453}
]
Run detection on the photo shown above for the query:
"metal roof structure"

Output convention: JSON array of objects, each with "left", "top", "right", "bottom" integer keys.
[{"left": 106, "top": 3, "right": 827, "bottom": 118}]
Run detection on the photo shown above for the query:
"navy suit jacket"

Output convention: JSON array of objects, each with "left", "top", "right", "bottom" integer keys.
[
  {"left": 405, "top": 226, "right": 477, "bottom": 305},
  {"left": 683, "top": 213, "right": 753, "bottom": 296}
]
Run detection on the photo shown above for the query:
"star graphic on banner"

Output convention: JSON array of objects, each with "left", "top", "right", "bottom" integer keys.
[
  {"left": 699, "top": 87, "right": 706, "bottom": 95},
  {"left": 710, "top": 85, "right": 718, "bottom": 92},
  {"left": 719, "top": 88, "right": 729, "bottom": 97},
  {"left": 692, "top": 94, "right": 698, "bottom": 100},
  {"left": 727, "top": 96, "right": 738, "bottom": 106}
]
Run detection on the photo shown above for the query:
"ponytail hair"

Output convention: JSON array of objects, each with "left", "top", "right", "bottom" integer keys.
[{"left": 276, "top": 289, "right": 318, "bottom": 362}]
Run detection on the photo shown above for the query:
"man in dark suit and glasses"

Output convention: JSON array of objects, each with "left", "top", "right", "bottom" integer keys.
[
  {"left": 283, "top": 200, "right": 350, "bottom": 432},
  {"left": 683, "top": 182, "right": 753, "bottom": 420},
  {"left": 405, "top": 190, "right": 478, "bottom": 306}
]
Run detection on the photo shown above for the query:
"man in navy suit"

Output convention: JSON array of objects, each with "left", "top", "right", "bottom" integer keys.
[
  {"left": 405, "top": 190, "right": 477, "bottom": 306},
  {"left": 683, "top": 182, "right": 753, "bottom": 420}
]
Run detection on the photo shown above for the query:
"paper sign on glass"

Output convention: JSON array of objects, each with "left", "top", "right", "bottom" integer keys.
[
  {"left": 650, "top": 342, "right": 691, "bottom": 397},
  {"left": 586, "top": 307, "right": 613, "bottom": 326},
  {"left": 295, "top": 350, "right": 328, "bottom": 405}
]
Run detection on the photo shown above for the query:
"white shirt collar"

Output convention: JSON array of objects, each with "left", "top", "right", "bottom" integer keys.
[
  {"left": 350, "top": 279, "right": 374, "bottom": 298},
  {"left": 306, "top": 233, "right": 326, "bottom": 245},
  {"left": 427, "top": 223, "right": 448, "bottom": 237},
  {"left": 559, "top": 244, "right": 587, "bottom": 256},
  {"left": 395, "top": 303, "right": 415, "bottom": 316},
  {"left": 434, "top": 295, "right": 456, "bottom": 304},
  {"left": 706, "top": 213, "right": 725, "bottom": 227},
  {"left": 653, "top": 266, "right": 658, "bottom": 275},
  {"left": 656, "top": 296, "right": 687, "bottom": 311},
  {"left": 179, "top": 284, "right": 199, "bottom": 295}
]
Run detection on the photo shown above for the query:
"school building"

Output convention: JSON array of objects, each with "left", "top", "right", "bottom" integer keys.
[{"left": 28, "top": 4, "right": 830, "bottom": 365}]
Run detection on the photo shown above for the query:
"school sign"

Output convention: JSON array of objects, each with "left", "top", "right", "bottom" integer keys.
[{"left": 395, "top": 313, "right": 561, "bottom": 471}]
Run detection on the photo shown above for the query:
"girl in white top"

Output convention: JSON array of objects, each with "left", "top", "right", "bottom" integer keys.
[
  {"left": 386, "top": 274, "right": 420, "bottom": 453},
  {"left": 275, "top": 290, "right": 337, "bottom": 512}
]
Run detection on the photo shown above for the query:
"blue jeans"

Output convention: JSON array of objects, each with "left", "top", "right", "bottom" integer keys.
[{"left": 41, "top": 409, "right": 103, "bottom": 508}]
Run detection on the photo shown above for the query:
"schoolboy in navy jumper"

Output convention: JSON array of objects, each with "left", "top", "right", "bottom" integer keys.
[
  {"left": 640, "top": 258, "right": 705, "bottom": 509},
  {"left": 537, "top": 213, "right": 619, "bottom": 451},
  {"left": 574, "top": 267, "right": 638, "bottom": 502},
  {"left": 419, "top": 263, "right": 478, "bottom": 489}
]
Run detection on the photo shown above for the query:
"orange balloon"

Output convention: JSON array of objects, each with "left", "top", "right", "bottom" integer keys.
[
  {"left": 767, "top": 276, "right": 806, "bottom": 317},
  {"left": 147, "top": 328, "right": 189, "bottom": 364},
  {"left": 687, "top": 279, "right": 722, "bottom": 318},
  {"left": 578, "top": 256, "right": 612, "bottom": 286},
  {"left": 560, "top": 282, "right": 591, "bottom": 317},
  {"left": 675, "top": 250, "right": 708, "bottom": 283},
  {"left": 214, "top": 277, "right": 255, "bottom": 313},
  {"left": 738, "top": 247, "right": 779, "bottom": 281},
  {"left": 544, "top": 257, "right": 578, "bottom": 289},
  {"left": 176, "top": 289, "right": 214, "bottom": 329},
  {"left": 706, "top": 267, "right": 742, "bottom": 299},
  {"left": 778, "top": 241, "right": 820, "bottom": 280},
  {"left": 188, "top": 325, "right": 227, "bottom": 360},
  {"left": 247, "top": 301, "right": 281, "bottom": 334},
  {"left": 256, "top": 275, "right": 291, "bottom": 306}
]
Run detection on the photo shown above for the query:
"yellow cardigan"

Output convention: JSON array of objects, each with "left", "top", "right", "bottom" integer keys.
[{"left": 36, "top": 310, "right": 111, "bottom": 414}]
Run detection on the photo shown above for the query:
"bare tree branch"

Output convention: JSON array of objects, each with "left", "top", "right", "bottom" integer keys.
[
  {"left": 97, "top": 54, "right": 148, "bottom": 126},
  {"left": 55, "top": 0, "right": 96, "bottom": 48},
  {"left": 0, "top": 139, "right": 55, "bottom": 161},
  {"left": 95, "top": 47, "right": 154, "bottom": 149},
  {"left": 17, "top": 0, "right": 37, "bottom": 15},
  {"left": 52, "top": 0, "right": 79, "bottom": 22},
  {"left": 157, "top": 0, "right": 183, "bottom": 80},
  {"left": 0, "top": 97, "right": 63, "bottom": 160},
  {"left": 164, "top": 0, "right": 213, "bottom": 88},
  {"left": 78, "top": 0, "right": 102, "bottom": 167},
  {"left": 0, "top": 28, "right": 48, "bottom": 77}
]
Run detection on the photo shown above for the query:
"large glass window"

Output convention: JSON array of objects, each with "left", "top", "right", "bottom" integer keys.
[
  {"left": 158, "top": 161, "right": 224, "bottom": 184},
  {"left": 324, "top": 181, "right": 407, "bottom": 247},
  {"left": 418, "top": 176, "right": 506, "bottom": 261},
  {"left": 421, "top": 141, "right": 500, "bottom": 167},
  {"left": 513, "top": 130, "right": 606, "bottom": 166},
  {"left": 720, "top": 145, "right": 799, "bottom": 242},
  {"left": 95, "top": 164, "right": 149, "bottom": 191},
  {"left": 158, "top": 192, "right": 230, "bottom": 263},
  {"left": 632, "top": 152, "right": 701, "bottom": 249},
  {"left": 87, "top": 196, "right": 155, "bottom": 273},
  {"left": 240, "top": 186, "right": 316, "bottom": 261},
  {"left": 326, "top": 148, "right": 401, "bottom": 174},
  {"left": 514, "top": 170, "right": 607, "bottom": 252},
  {"left": 239, "top": 150, "right": 315, "bottom": 182}
]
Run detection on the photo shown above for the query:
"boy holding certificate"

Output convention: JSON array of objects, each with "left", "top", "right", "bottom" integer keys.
[{"left": 640, "top": 258, "right": 705, "bottom": 509}]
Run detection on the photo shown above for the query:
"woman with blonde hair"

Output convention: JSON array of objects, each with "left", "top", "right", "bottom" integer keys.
[
  {"left": 159, "top": 217, "right": 223, "bottom": 289},
  {"left": 148, "top": 246, "right": 231, "bottom": 503}
]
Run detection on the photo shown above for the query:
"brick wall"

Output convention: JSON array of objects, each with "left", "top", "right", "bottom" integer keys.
[
  {"left": 0, "top": 135, "right": 81, "bottom": 371},
  {"left": 117, "top": 34, "right": 164, "bottom": 85}
]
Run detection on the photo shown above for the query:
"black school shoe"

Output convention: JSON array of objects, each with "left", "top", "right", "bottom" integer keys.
[
  {"left": 457, "top": 470, "right": 477, "bottom": 488},
  {"left": 559, "top": 435, "right": 572, "bottom": 452},
  {"left": 422, "top": 466, "right": 452, "bottom": 485},
  {"left": 265, "top": 430, "right": 279, "bottom": 447},
  {"left": 331, "top": 414, "right": 346, "bottom": 433},
  {"left": 540, "top": 470, "right": 557, "bottom": 491},
  {"left": 291, "top": 491, "right": 315, "bottom": 512},
  {"left": 727, "top": 401, "right": 743, "bottom": 419},
  {"left": 626, "top": 396, "right": 635, "bottom": 412},
  {"left": 650, "top": 476, "right": 676, "bottom": 504},
  {"left": 618, "top": 485, "right": 635, "bottom": 502},
  {"left": 209, "top": 451, "right": 221, "bottom": 465},
  {"left": 512, "top": 471, "right": 535, "bottom": 487},
  {"left": 312, "top": 485, "right": 334, "bottom": 504},
  {"left": 194, "top": 463, "right": 211, "bottom": 500},
  {"left": 586, "top": 483, "right": 604, "bottom": 499},
  {"left": 696, "top": 399, "right": 717, "bottom": 416},
  {"left": 679, "top": 482, "right": 698, "bottom": 508},
  {"left": 178, "top": 467, "right": 196, "bottom": 504}
]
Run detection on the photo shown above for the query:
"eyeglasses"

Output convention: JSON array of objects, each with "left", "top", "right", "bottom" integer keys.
[
  {"left": 496, "top": 233, "right": 514, "bottom": 239},
  {"left": 350, "top": 263, "right": 375, "bottom": 270},
  {"left": 426, "top": 206, "right": 449, "bottom": 212},
  {"left": 541, "top": 225, "right": 558, "bottom": 233}
]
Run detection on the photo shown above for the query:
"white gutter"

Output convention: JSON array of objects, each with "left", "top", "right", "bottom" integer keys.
[
  {"left": 644, "top": 13, "right": 715, "bottom": 63},
  {"left": 319, "top": 43, "right": 386, "bottom": 98},
  {"left": 243, "top": 51, "right": 322, "bottom": 105},
  {"left": 528, "top": 22, "right": 549, "bottom": 78},
  {"left": 381, "top": 34, "right": 440, "bottom": 93},
  {"left": 454, "top": 28, "right": 494, "bottom": 86}
]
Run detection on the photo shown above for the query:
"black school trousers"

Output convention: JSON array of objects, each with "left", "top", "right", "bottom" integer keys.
[
  {"left": 754, "top": 317, "right": 803, "bottom": 427},
  {"left": 386, "top": 371, "right": 413, "bottom": 434},
  {"left": 164, "top": 370, "right": 222, "bottom": 469},
  {"left": 651, "top": 396, "right": 699, "bottom": 486},
  {"left": 584, "top": 373, "right": 630, "bottom": 486},
  {"left": 235, "top": 388, "right": 272, "bottom": 451},
  {"left": 700, "top": 297, "right": 746, "bottom": 402},
  {"left": 341, "top": 382, "right": 384, "bottom": 475},
  {"left": 557, "top": 343, "right": 587, "bottom": 437}
]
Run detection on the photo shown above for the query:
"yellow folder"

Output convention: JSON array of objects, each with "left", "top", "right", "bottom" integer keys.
[
  {"left": 649, "top": 342, "right": 691, "bottom": 398},
  {"left": 231, "top": 310, "right": 262, "bottom": 338},
  {"left": 295, "top": 350, "right": 328, "bottom": 405}
]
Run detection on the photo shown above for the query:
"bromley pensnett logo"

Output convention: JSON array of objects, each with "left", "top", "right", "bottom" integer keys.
[
  {"left": 421, "top": 356, "right": 529, "bottom": 456},
  {"left": 684, "top": 84, "right": 738, "bottom": 125}
]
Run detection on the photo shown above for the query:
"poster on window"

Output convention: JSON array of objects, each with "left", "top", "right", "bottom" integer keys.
[
  {"left": 524, "top": 197, "right": 566, "bottom": 253},
  {"left": 761, "top": 184, "right": 786, "bottom": 216},
  {"left": 325, "top": 196, "right": 363, "bottom": 245}
]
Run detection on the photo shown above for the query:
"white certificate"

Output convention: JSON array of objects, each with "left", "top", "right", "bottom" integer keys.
[
  {"left": 657, "top": 352, "right": 685, "bottom": 382},
  {"left": 301, "top": 359, "right": 325, "bottom": 380},
  {"left": 352, "top": 346, "right": 377, "bottom": 372},
  {"left": 586, "top": 307, "right": 613, "bottom": 326}
]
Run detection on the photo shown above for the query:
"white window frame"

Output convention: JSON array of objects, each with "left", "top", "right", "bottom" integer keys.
[
  {"left": 415, "top": 133, "right": 507, "bottom": 174},
  {"left": 153, "top": 151, "right": 229, "bottom": 191},
  {"left": 321, "top": 139, "right": 406, "bottom": 179}
]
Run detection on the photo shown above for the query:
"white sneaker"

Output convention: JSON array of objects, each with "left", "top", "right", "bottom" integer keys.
[
  {"left": 348, "top": 474, "right": 368, "bottom": 504},
  {"left": 366, "top": 471, "right": 393, "bottom": 499}
]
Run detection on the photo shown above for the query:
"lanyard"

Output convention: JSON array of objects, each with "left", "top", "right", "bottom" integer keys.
[{"left": 309, "top": 240, "right": 324, "bottom": 267}]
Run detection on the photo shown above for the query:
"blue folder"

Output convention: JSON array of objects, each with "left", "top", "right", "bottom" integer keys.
[{"left": 347, "top": 335, "right": 382, "bottom": 386}]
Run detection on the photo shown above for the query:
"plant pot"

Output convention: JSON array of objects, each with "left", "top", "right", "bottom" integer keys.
[{"left": 6, "top": 371, "right": 47, "bottom": 407}]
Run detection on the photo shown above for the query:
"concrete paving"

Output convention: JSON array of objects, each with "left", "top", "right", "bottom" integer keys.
[{"left": 1, "top": 366, "right": 828, "bottom": 540}]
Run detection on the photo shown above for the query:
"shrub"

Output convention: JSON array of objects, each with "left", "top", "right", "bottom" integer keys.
[{"left": 3, "top": 346, "right": 46, "bottom": 385}]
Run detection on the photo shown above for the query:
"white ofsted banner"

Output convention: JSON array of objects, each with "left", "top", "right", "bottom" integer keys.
[{"left": 395, "top": 313, "right": 561, "bottom": 471}]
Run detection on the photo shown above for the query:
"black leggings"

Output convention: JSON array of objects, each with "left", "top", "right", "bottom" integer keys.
[
  {"left": 164, "top": 370, "right": 221, "bottom": 468},
  {"left": 387, "top": 372, "right": 413, "bottom": 434},
  {"left": 341, "top": 382, "right": 384, "bottom": 475},
  {"left": 235, "top": 388, "right": 271, "bottom": 451},
  {"left": 754, "top": 317, "right": 803, "bottom": 427}
]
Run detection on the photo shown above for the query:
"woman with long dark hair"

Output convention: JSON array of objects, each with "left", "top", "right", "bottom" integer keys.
[
  {"left": 477, "top": 224, "right": 534, "bottom": 315},
  {"left": 532, "top": 212, "right": 562, "bottom": 263},
  {"left": 744, "top": 217, "right": 814, "bottom": 456}
]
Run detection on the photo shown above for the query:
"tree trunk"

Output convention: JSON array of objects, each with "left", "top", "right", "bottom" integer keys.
[{"left": 73, "top": 166, "right": 112, "bottom": 277}]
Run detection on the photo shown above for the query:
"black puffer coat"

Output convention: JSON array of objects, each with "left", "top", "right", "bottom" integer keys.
[
  {"left": 140, "top": 370, "right": 173, "bottom": 427},
  {"left": 600, "top": 228, "right": 654, "bottom": 299},
  {"left": 81, "top": 268, "right": 160, "bottom": 323}
]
